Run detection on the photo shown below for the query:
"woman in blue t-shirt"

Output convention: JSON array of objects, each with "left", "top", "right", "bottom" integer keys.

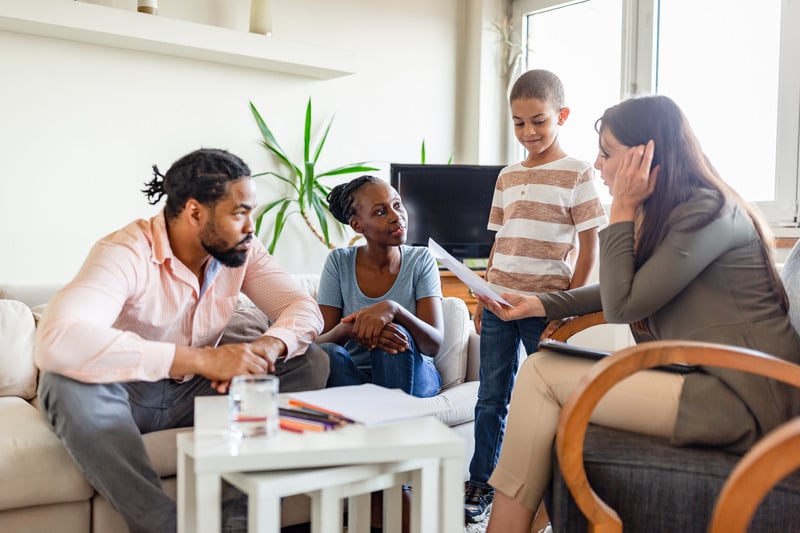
[{"left": 316, "top": 175, "right": 444, "bottom": 397}]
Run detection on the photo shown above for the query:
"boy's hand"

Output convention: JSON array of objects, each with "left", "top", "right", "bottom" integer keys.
[{"left": 472, "top": 302, "right": 483, "bottom": 334}]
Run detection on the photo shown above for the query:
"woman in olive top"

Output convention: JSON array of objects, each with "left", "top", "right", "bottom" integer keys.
[{"left": 479, "top": 95, "right": 800, "bottom": 533}]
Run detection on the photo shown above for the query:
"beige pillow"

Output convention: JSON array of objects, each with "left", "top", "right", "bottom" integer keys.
[
  {"left": 0, "top": 300, "right": 38, "bottom": 400},
  {"left": 435, "top": 297, "right": 471, "bottom": 390}
]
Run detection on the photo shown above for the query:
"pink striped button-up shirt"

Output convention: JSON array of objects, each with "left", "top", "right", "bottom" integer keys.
[{"left": 34, "top": 211, "right": 323, "bottom": 383}]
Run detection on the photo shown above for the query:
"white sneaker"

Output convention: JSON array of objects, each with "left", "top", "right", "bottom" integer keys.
[{"left": 537, "top": 524, "right": 552, "bottom": 533}]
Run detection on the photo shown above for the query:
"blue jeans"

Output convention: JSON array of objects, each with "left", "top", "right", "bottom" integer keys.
[
  {"left": 320, "top": 325, "right": 442, "bottom": 398},
  {"left": 469, "top": 309, "right": 546, "bottom": 488}
]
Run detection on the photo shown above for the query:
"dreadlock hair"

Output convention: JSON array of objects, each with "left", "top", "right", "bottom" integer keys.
[
  {"left": 509, "top": 69, "right": 565, "bottom": 109},
  {"left": 141, "top": 148, "right": 251, "bottom": 221},
  {"left": 596, "top": 95, "right": 787, "bottom": 311},
  {"left": 327, "top": 175, "right": 383, "bottom": 224}
]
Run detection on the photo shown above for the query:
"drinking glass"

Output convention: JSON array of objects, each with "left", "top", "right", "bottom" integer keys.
[{"left": 228, "top": 375, "right": 279, "bottom": 438}]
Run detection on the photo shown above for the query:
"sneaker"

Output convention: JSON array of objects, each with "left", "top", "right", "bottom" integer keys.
[{"left": 464, "top": 483, "right": 494, "bottom": 523}]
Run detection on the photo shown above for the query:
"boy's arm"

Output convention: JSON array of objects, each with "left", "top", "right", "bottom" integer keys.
[{"left": 569, "top": 227, "right": 599, "bottom": 289}]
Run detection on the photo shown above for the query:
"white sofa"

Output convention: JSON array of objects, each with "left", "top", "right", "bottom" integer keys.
[{"left": 0, "top": 276, "right": 480, "bottom": 532}]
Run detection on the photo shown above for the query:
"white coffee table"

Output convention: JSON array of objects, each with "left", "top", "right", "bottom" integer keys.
[{"left": 176, "top": 395, "right": 465, "bottom": 533}]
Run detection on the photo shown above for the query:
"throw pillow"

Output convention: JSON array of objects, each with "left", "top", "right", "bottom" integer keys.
[
  {"left": 435, "top": 297, "right": 471, "bottom": 389},
  {"left": 0, "top": 300, "right": 38, "bottom": 400}
]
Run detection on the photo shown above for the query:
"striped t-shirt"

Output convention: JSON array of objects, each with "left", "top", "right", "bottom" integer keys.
[{"left": 486, "top": 157, "right": 607, "bottom": 295}]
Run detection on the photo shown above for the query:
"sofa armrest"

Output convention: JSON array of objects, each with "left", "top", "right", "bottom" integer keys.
[{"left": 465, "top": 331, "right": 481, "bottom": 383}]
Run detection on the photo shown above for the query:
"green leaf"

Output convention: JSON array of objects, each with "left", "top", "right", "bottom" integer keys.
[
  {"left": 421, "top": 139, "right": 426, "bottom": 164},
  {"left": 257, "top": 140, "right": 301, "bottom": 179},
  {"left": 267, "top": 200, "right": 292, "bottom": 254},
  {"left": 313, "top": 116, "right": 335, "bottom": 164},
  {"left": 310, "top": 193, "right": 331, "bottom": 245},
  {"left": 252, "top": 170, "right": 298, "bottom": 191},
  {"left": 316, "top": 163, "right": 379, "bottom": 179},
  {"left": 303, "top": 161, "right": 315, "bottom": 210},
  {"left": 251, "top": 102, "right": 302, "bottom": 178},
  {"left": 303, "top": 98, "right": 312, "bottom": 165}
]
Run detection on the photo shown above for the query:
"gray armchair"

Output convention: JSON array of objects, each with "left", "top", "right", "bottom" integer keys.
[{"left": 540, "top": 240, "right": 800, "bottom": 532}]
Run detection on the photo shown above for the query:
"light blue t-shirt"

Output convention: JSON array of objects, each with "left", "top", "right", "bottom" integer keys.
[{"left": 317, "top": 245, "right": 442, "bottom": 369}]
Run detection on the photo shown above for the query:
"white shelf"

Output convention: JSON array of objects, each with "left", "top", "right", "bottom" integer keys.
[{"left": 0, "top": 0, "right": 356, "bottom": 79}]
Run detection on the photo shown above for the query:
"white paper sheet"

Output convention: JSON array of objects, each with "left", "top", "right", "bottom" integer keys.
[
  {"left": 287, "top": 384, "right": 445, "bottom": 426},
  {"left": 427, "top": 238, "right": 511, "bottom": 306}
]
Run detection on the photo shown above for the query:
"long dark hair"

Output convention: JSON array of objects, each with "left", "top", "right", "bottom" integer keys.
[
  {"left": 142, "top": 148, "right": 251, "bottom": 221},
  {"left": 597, "top": 95, "right": 787, "bottom": 310}
]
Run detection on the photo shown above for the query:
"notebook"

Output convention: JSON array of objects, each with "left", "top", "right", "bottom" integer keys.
[{"left": 538, "top": 338, "right": 696, "bottom": 374}]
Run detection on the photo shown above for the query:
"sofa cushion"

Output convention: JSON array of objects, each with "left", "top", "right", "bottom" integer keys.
[
  {"left": 546, "top": 425, "right": 800, "bottom": 532},
  {"left": 0, "top": 397, "right": 93, "bottom": 511},
  {"left": 436, "top": 297, "right": 471, "bottom": 389},
  {"left": 0, "top": 300, "right": 38, "bottom": 400},
  {"left": 142, "top": 427, "right": 192, "bottom": 477},
  {"left": 424, "top": 380, "right": 478, "bottom": 426}
]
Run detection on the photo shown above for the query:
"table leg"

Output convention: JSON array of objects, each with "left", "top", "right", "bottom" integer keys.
[
  {"left": 382, "top": 482, "right": 403, "bottom": 533},
  {"left": 250, "top": 489, "right": 280, "bottom": 533},
  {"left": 439, "top": 457, "right": 462, "bottom": 533},
  {"left": 177, "top": 450, "right": 194, "bottom": 533},
  {"left": 347, "top": 492, "right": 372, "bottom": 533},
  {"left": 195, "top": 472, "right": 222, "bottom": 533},
  {"left": 316, "top": 488, "right": 344, "bottom": 533},
  {"left": 409, "top": 461, "right": 439, "bottom": 533}
]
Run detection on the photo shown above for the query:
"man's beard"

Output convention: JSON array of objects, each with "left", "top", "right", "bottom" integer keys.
[{"left": 202, "top": 234, "right": 252, "bottom": 268}]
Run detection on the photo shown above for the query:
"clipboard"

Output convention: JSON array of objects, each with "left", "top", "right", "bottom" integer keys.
[
  {"left": 427, "top": 238, "right": 511, "bottom": 306},
  {"left": 538, "top": 338, "right": 696, "bottom": 374}
]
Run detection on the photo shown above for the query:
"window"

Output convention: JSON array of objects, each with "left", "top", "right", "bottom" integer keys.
[
  {"left": 521, "top": 0, "right": 623, "bottom": 204},
  {"left": 515, "top": 0, "right": 800, "bottom": 223}
]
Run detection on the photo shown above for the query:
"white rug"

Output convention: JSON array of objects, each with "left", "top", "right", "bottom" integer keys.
[{"left": 464, "top": 512, "right": 489, "bottom": 533}]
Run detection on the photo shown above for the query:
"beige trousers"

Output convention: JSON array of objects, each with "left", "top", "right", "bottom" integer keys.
[{"left": 488, "top": 351, "right": 684, "bottom": 511}]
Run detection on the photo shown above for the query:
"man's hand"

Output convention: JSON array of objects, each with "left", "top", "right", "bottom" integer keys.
[
  {"left": 202, "top": 344, "right": 275, "bottom": 393},
  {"left": 171, "top": 336, "right": 287, "bottom": 393}
]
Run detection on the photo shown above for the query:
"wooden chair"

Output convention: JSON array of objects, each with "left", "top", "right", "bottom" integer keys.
[{"left": 541, "top": 312, "right": 800, "bottom": 532}]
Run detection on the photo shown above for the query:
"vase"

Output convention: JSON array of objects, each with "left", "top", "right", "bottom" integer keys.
[
  {"left": 249, "top": 0, "right": 271, "bottom": 35},
  {"left": 137, "top": 0, "right": 157, "bottom": 15}
]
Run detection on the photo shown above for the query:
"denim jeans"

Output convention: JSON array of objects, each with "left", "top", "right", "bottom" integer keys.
[
  {"left": 320, "top": 325, "right": 442, "bottom": 398},
  {"left": 469, "top": 309, "right": 546, "bottom": 488}
]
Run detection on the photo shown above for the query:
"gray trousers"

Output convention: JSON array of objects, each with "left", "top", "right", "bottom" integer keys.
[{"left": 38, "top": 344, "right": 330, "bottom": 533}]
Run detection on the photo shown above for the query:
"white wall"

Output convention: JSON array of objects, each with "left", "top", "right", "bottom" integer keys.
[{"left": 1, "top": 0, "right": 514, "bottom": 285}]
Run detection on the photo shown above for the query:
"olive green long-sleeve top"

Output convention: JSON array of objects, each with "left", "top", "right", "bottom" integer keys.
[{"left": 539, "top": 188, "right": 800, "bottom": 452}]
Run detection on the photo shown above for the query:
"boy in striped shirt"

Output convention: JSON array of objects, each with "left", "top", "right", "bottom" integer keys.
[{"left": 465, "top": 69, "right": 607, "bottom": 524}]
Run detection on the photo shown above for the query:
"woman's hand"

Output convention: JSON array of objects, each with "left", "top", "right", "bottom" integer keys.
[
  {"left": 374, "top": 322, "right": 410, "bottom": 354},
  {"left": 476, "top": 293, "right": 545, "bottom": 321},
  {"left": 610, "top": 139, "right": 660, "bottom": 222},
  {"left": 342, "top": 301, "right": 399, "bottom": 349}
]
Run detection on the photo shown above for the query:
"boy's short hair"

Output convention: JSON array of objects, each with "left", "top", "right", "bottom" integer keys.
[{"left": 509, "top": 69, "right": 565, "bottom": 109}]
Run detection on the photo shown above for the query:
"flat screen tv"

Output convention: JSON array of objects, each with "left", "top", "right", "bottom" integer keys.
[{"left": 389, "top": 163, "right": 504, "bottom": 263}]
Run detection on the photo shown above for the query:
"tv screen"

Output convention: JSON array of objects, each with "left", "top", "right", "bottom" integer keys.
[{"left": 389, "top": 163, "right": 504, "bottom": 263}]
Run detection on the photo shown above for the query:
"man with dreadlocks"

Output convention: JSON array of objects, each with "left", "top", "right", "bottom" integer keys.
[{"left": 34, "top": 148, "right": 328, "bottom": 532}]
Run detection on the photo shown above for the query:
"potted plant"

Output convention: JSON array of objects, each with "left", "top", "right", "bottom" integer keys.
[{"left": 250, "top": 98, "right": 378, "bottom": 253}]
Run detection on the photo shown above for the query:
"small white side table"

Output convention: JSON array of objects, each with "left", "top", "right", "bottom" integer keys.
[{"left": 177, "top": 395, "right": 464, "bottom": 533}]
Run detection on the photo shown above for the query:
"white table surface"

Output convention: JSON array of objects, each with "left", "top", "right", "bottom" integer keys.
[{"left": 177, "top": 395, "right": 465, "bottom": 533}]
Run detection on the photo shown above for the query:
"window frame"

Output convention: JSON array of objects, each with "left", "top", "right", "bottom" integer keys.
[{"left": 513, "top": 0, "right": 800, "bottom": 226}]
